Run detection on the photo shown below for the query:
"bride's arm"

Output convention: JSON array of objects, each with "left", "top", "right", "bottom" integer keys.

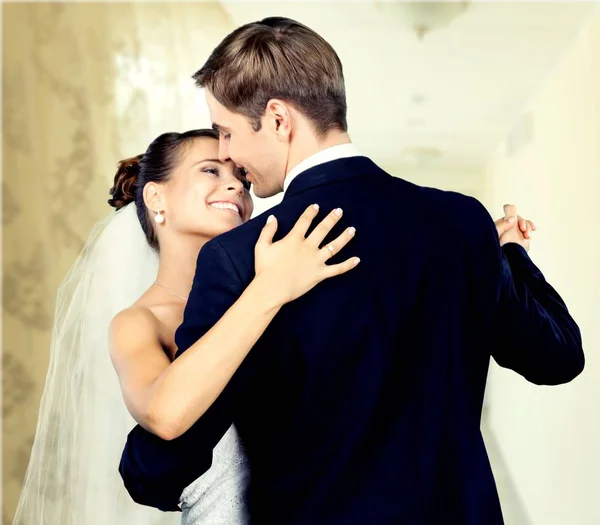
[
  {"left": 110, "top": 275, "right": 282, "bottom": 441},
  {"left": 110, "top": 205, "right": 359, "bottom": 441}
]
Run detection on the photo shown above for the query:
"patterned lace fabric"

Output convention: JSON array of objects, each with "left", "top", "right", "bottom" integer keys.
[{"left": 179, "top": 424, "right": 251, "bottom": 525}]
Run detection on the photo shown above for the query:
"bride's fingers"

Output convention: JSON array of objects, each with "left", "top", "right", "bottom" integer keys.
[
  {"left": 256, "top": 214, "right": 278, "bottom": 248},
  {"left": 322, "top": 256, "right": 361, "bottom": 279},
  {"left": 526, "top": 220, "right": 535, "bottom": 238},
  {"left": 289, "top": 204, "right": 320, "bottom": 238},
  {"left": 320, "top": 226, "right": 356, "bottom": 262},
  {"left": 306, "top": 208, "right": 344, "bottom": 247},
  {"left": 521, "top": 219, "right": 535, "bottom": 239}
]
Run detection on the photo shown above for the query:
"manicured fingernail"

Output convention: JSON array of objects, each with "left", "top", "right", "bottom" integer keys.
[
  {"left": 267, "top": 215, "right": 275, "bottom": 224},
  {"left": 348, "top": 227, "right": 356, "bottom": 236},
  {"left": 353, "top": 257, "right": 361, "bottom": 266},
  {"left": 334, "top": 208, "right": 343, "bottom": 217},
  {"left": 312, "top": 204, "right": 319, "bottom": 210},
  {"left": 507, "top": 216, "right": 516, "bottom": 223}
]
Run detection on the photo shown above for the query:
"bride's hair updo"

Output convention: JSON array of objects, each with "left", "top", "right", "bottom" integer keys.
[{"left": 108, "top": 129, "right": 219, "bottom": 250}]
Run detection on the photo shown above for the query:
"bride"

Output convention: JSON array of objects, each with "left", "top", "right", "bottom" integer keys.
[{"left": 13, "top": 128, "right": 360, "bottom": 525}]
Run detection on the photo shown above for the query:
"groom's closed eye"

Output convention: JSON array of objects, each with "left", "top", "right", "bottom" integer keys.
[{"left": 212, "top": 123, "right": 231, "bottom": 140}]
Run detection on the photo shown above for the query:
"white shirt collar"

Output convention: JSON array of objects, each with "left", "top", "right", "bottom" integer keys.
[{"left": 283, "top": 143, "right": 361, "bottom": 193}]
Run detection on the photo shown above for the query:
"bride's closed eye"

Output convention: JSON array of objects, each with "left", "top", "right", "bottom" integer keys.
[{"left": 200, "top": 165, "right": 251, "bottom": 191}]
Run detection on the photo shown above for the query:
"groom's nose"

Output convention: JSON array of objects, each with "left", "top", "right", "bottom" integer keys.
[{"left": 218, "top": 140, "right": 230, "bottom": 163}]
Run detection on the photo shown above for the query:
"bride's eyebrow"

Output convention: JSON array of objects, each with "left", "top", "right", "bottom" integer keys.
[{"left": 192, "top": 158, "right": 222, "bottom": 168}]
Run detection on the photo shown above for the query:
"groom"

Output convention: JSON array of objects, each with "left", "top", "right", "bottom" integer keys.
[{"left": 119, "top": 17, "right": 584, "bottom": 524}]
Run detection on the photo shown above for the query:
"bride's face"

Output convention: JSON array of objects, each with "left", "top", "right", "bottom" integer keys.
[{"left": 160, "top": 137, "right": 253, "bottom": 241}]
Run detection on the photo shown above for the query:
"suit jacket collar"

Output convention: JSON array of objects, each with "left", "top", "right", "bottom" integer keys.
[{"left": 284, "top": 156, "right": 387, "bottom": 199}]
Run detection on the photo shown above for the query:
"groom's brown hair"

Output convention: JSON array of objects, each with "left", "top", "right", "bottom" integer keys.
[{"left": 193, "top": 17, "right": 347, "bottom": 136}]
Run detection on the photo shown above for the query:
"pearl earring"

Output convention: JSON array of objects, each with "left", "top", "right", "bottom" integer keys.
[{"left": 154, "top": 210, "right": 165, "bottom": 224}]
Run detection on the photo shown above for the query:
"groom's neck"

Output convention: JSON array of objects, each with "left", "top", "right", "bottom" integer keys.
[{"left": 286, "top": 128, "right": 351, "bottom": 176}]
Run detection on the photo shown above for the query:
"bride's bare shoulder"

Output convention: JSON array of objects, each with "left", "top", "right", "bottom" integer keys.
[
  {"left": 111, "top": 305, "right": 159, "bottom": 330},
  {"left": 111, "top": 287, "right": 179, "bottom": 336},
  {"left": 109, "top": 306, "right": 161, "bottom": 357}
]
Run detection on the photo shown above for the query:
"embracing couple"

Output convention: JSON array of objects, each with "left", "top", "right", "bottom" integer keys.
[{"left": 15, "top": 17, "right": 583, "bottom": 525}]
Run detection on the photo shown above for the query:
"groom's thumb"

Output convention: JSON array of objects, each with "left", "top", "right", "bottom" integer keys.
[
  {"left": 257, "top": 215, "right": 278, "bottom": 246},
  {"left": 495, "top": 215, "right": 517, "bottom": 237}
]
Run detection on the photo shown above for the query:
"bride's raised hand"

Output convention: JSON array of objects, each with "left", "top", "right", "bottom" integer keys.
[{"left": 254, "top": 204, "right": 360, "bottom": 307}]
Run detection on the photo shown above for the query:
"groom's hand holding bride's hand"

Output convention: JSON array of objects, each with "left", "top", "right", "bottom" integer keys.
[
  {"left": 253, "top": 204, "right": 360, "bottom": 308},
  {"left": 495, "top": 204, "right": 536, "bottom": 252}
]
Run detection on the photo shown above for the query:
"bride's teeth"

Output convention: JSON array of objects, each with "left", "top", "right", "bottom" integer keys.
[{"left": 210, "top": 202, "right": 240, "bottom": 215}]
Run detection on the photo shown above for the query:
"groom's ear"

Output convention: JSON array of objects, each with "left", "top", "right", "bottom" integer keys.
[{"left": 265, "top": 99, "right": 292, "bottom": 141}]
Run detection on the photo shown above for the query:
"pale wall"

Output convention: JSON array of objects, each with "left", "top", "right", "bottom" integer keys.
[
  {"left": 2, "top": 3, "right": 234, "bottom": 521},
  {"left": 482, "top": 11, "right": 600, "bottom": 525}
]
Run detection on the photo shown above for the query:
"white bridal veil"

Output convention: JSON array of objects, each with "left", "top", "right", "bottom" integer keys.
[{"left": 13, "top": 203, "right": 179, "bottom": 525}]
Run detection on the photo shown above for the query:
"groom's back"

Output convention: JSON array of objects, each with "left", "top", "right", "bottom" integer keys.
[{"left": 218, "top": 156, "right": 503, "bottom": 525}]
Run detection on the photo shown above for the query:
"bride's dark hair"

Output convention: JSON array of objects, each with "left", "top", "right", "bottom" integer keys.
[{"left": 108, "top": 129, "right": 219, "bottom": 250}]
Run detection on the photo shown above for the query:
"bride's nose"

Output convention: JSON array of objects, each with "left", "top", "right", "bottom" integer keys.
[{"left": 226, "top": 179, "right": 244, "bottom": 195}]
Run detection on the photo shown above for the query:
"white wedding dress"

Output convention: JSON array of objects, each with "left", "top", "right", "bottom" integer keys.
[
  {"left": 179, "top": 425, "right": 251, "bottom": 524},
  {"left": 13, "top": 203, "right": 250, "bottom": 525}
]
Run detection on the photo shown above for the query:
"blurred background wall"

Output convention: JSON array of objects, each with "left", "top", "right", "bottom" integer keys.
[
  {"left": 482, "top": 12, "right": 600, "bottom": 525},
  {"left": 2, "top": 2, "right": 598, "bottom": 523},
  {"left": 2, "top": 3, "right": 233, "bottom": 521}
]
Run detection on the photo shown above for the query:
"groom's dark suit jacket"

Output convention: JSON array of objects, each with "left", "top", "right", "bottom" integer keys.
[{"left": 119, "top": 156, "right": 584, "bottom": 524}]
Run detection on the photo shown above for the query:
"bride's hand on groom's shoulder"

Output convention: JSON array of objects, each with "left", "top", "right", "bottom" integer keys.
[
  {"left": 495, "top": 204, "right": 536, "bottom": 252},
  {"left": 253, "top": 204, "right": 360, "bottom": 308}
]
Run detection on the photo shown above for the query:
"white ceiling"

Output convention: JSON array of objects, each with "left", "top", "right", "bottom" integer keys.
[{"left": 220, "top": 1, "right": 598, "bottom": 171}]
